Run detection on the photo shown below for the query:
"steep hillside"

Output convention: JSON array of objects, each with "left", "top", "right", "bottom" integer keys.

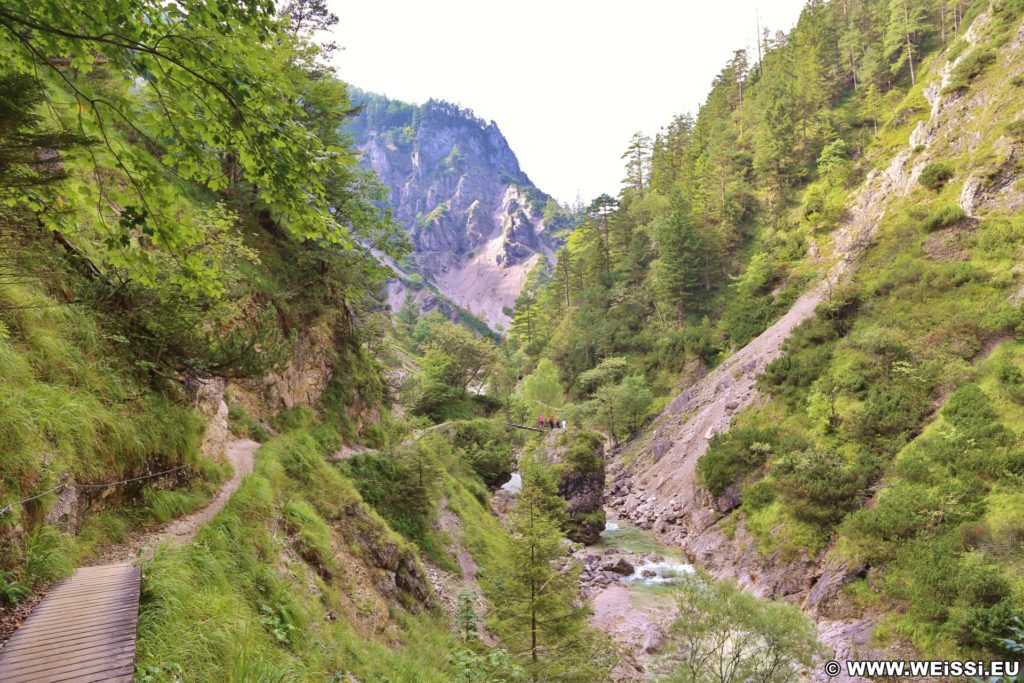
[
  {"left": 609, "top": 5, "right": 1024, "bottom": 670},
  {"left": 503, "top": 0, "right": 1024, "bottom": 674},
  {"left": 349, "top": 91, "right": 574, "bottom": 330}
]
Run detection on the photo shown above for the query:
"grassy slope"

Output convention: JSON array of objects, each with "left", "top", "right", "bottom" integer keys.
[
  {"left": 0, "top": 270, "right": 225, "bottom": 598},
  {"left": 714, "top": 9, "right": 1024, "bottom": 657},
  {"left": 135, "top": 420, "right": 515, "bottom": 681}
]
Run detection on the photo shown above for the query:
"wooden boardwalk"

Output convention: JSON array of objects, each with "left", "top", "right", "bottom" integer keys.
[{"left": 0, "top": 563, "right": 141, "bottom": 682}]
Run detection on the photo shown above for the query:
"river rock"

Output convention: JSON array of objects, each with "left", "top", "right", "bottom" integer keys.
[
  {"left": 641, "top": 624, "right": 664, "bottom": 653},
  {"left": 603, "top": 558, "right": 634, "bottom": 576}
]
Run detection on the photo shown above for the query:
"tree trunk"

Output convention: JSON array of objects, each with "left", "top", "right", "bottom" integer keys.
[{"left": 904, "top": 0, "right": 916, "bottom": 85}]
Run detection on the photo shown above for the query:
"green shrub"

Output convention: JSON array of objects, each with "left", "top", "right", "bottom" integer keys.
[
  {"left": 560, "top": 430, "right": 604, "bottom": 472},
  {"left": 922, "top": 204, "right": 966, "bottom": 232},
  {"left": 942, "top": 384, "right": 1013, "bottom": 446},
  {"left": 1012, "top": 74, "right": 1024, "bottom": 87},
  {"left": 944, "top": 48, "right": 996, "bottom": 92},
  {"left": 740, "top": 480, "right": 775, "bottom": 510},
  {"left": 918, "top": 163, "right": 955, "bottom": 191},
  {"left": 697, "top": 427, "right": 781, "bottom": 496},
  {"left": 886, "top": 534, "right": 1010, "bottom": 630},
  {"left": 450, "top": 419, "right": 514, "bottom": 487},
  {"left": 848, "top": 380, "right": 931, "bottom": 454},
  {"left": 772, "top": 449, "right": 865, "bottom": 528},
  {"left": 950, "top": 600, "right": 1018, "bottom": 652},
  {"left": 841, "top": 483, "right": 942, "bottom": 564}
]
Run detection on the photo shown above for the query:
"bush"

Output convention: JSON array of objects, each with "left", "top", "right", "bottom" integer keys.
[
  {"left": 950, "top": 600, "right": 1018, "bottom": 652},
  {"left": 450, "top": 419, "right": 514, "bottom": 488},
  {"left": 918, "top": 163, "right": 955, "bottom": 191},
  {"left": 841, "top": 483, "right": 942, "bottom": 563},
  {"left": 772, "top": 449, "right": 865, "bottom": 528},
  {"left": 697, "top": 427, "right": 780, "bottom": 496},
  {"left": 944, "top": 48, "right": 996, "bottom": 92},
  {"left": 922, "top": 204, "right": 966, "bottom": 232},
  {"left": 942, "top": 384, "right": 1013, "bottom": 446},
  {"left": 848, "top": 376, "right": 931, "bottom": 454},
  {"left": 887, "top": 534, "right": 1010, "bottom": 628},
  {"left": 1005, "top": 119, "right": 1024, "bottom": 141},
  {"left": 560, "top": 430, "right": 604, "bottom": 472},
  {"left": 740, "top": 480, "right": 775, "bottom": 510}
]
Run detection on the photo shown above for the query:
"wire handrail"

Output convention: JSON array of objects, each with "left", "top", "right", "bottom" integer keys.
[{"left": 0, "top": 463, "right": 191, "bottom": 516}]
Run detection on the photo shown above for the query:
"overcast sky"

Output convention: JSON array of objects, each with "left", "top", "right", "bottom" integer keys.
[{"left": 327, "top": 1, "right": 808, "bottom": 203}]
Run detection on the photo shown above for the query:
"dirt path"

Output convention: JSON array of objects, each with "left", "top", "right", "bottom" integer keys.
[
  {"left": 100, "top": 438, "right": 259, "bottom": 563},
  {"left": 0, "top": 439, "right": 259, "bottom": 645}
]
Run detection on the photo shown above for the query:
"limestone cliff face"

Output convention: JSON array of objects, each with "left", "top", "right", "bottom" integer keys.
[{"left": 349, "top": 91, "right": 569, "bottom": 330}]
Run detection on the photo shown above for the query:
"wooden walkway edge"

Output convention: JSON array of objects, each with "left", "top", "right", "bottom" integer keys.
[{"left": 0, "top": 563, "right": 141, "bottom": 682}]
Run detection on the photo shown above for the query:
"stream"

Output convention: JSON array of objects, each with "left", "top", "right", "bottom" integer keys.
[{"left": 575, "top": 514, "right": 696, "bottom": 678}]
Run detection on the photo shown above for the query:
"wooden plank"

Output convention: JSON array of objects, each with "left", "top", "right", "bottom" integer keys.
[
  {"left": 54, "top": 663, "right": 137, "bottom": 683},
  {"left": 0, "top": 561, "right": 141, "bottom": 683},
  {"left": 50, "top": 661, "right": 136, "bottom": 683},
  {"left": 3, "top": 605, "right": 140, "bottom": 639},
  {"left": 27, "top": 593, "right": 140, "bottom": 617},
  {"left": 0, "top": 639, "right": 136, "bottom": 678},
  {"left": 0, "top": 632, "right": 137, "bottom": 665},
  {"left": 0, "top": 622, "right": 138, "bottom": 655},
  {"left": 5, "top": 657, "right": 135, "bottom": 683}
]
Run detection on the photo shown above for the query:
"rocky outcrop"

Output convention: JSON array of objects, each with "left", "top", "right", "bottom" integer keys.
[
  {"left": 253, "top": 324, "right": 334, "bottom": 411},
  {"left": 537, "top": 431, "right": 607, "bottom": 544},
  {"left": 349, "top": 91, "right": 568, "bottom": 330},
  {"left": 184, "top": 375, "right": 229, "bottom": 461},
  {"left": 227, "top": 323, "right": 334, "bottom": 423}
]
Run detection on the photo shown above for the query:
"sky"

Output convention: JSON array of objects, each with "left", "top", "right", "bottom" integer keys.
[{"left": 326, "top": 0, "right": 808, "bottom": 203}]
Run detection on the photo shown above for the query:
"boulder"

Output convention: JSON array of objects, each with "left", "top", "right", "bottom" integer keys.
[
  {"left": 642, "top": 624, "right": 664, "bottom": 653},
  {"left": 602, "top": 558, "right": 634, "bottom": 576}
]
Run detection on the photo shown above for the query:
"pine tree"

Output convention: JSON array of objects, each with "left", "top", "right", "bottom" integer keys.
[
  {"left": 885, "top": 0, "right": 926, "bottom": 85},
  {"left": 654, "top": 193, "right": 702, "bottom": 322},
  {"left": 621, "top": 132, "right": 652, "bottom": 198},
  {"left": 492, "top": 462, "right": 592, "bottom": 676}
]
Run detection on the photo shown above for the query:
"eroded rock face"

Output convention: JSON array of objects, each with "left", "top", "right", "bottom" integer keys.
[
  {"left": 259, "top": 325, "right": 334, "bottom": 411},
  {"left": 349, "top": 93, "right": 566, "bottom": 330},
  {"left": 184, "top": 375, "right": 229, "bottom": 461},
  {"left": 537, "top": 431, "right": 607, "bottom": 544},
  {"left": 228, "top": 324, "right": 334, "bottom": 421}
]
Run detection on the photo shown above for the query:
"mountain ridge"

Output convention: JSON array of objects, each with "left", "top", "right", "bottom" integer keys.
[{"left": 348, "top": 89, "right": 574, "bottom": 330}]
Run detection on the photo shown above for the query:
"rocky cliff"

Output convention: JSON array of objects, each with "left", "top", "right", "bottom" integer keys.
[
  {"left": 535, "top": 430, "right": 607, "bottom": 544},
  {"left": 348, "top": 91, "right": 572, "bottom": 330}
]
